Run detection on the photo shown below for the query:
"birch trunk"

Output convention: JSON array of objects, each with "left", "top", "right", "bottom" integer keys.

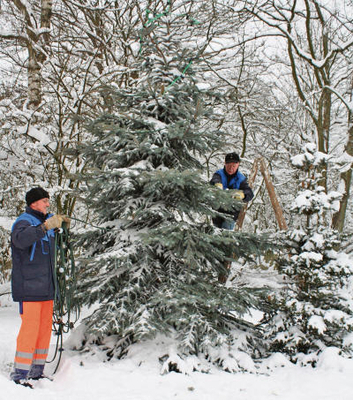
[
  {"left": 12, "top": 0, "right": 52, "bottom": 109},
  {"left": 332, "top": 79, "right": 353, "bottom": 231}
]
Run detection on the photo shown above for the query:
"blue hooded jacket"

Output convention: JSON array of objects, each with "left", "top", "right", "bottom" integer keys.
[{"left": 11, "top": 207, "right": 56, "bottom": 302}]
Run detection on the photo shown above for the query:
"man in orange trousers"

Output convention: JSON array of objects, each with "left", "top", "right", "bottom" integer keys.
[{"left": 10, "top": 187, "right": 69, "bottom": 388}]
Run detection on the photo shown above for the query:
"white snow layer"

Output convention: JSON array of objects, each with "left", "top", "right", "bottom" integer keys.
[{"left": 1, "top": 294, "right": 353, "bottom": 400}]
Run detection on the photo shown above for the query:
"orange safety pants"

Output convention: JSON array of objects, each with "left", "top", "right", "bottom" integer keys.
[{"left": 13, "top": 300, "right": 53, "bottom": 379}]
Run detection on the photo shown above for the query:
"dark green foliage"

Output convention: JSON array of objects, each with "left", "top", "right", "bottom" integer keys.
[{"left": 76, "top": 3, "right": 273, "bottom": 365}]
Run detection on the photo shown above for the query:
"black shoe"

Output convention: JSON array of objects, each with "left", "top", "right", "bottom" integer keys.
[
  {"left": 28, "top": 375, "right": 43, "bottom": 381},
  {"left": 14, "top": 379, "right": 34, "bottom": 389},
  {"left": 28, "top": 374, "right": 53, "bottom": 382}
]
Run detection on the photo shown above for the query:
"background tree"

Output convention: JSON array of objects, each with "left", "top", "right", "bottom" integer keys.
[
  {"left": 242, "top": 0, "right": 353, "bottom": 231},
  {"left": 0, "top": 0, "right": 143, "bottom": 215}
]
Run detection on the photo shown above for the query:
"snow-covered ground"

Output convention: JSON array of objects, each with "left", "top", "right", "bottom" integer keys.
[{"left": 1, "top": 289, "right": 353, "bottom": 400}]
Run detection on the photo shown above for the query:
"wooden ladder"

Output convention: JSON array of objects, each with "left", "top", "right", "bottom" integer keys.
[{"left": 235, "top": 157, "right": 288, "bottom": 231}]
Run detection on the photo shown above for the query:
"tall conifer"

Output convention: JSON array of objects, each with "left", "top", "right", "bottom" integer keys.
[{"left": 77, "top": 2, "right": 272, "bottom": 370}]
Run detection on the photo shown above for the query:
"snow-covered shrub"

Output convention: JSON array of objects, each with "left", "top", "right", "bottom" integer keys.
[
  {"left": 262, "top": 144, "right": 353, "bottom": 364},
  {"left": 263, "top": 228, "right": 353, "bottom": 363}
]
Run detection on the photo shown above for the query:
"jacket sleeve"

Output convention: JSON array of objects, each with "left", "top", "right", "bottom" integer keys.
[
  {"left": 239, "top": 178, "right": 254, "bottom": 203},
  {"left": 11, "top": 220, "right": 46, "bottom": 250},
  {"left": 210, "top": 172, "right": 222, "bottom": 185}
]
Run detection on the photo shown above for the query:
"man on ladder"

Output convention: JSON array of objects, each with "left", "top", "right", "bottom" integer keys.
[
  {"left": 210, "top": 152, "right": 254, "bottom": 282},
  {"left": 210, "top": 152, "right": 254, "bottom": 229}
]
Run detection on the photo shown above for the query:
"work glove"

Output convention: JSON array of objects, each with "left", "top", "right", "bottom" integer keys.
[
  {"left": 232, "top": 189, "right": 245, "bottom": 200},
  {"left": 44, "top": 214, "right": 70, "bottom": 231},
  {"left": 215, "top": 183, "right": 223, "bottom": 189},
  {"left": 61, "top": 215, "right": 71, "bottom": 228}
]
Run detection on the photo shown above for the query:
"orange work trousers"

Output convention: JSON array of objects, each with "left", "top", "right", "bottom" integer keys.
[{"left": 14, "top": 300, "right": 53, "bottom": 377}]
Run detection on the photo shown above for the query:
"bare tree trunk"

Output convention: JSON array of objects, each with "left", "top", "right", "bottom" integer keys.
[
  {"left": 41, "top": 0, "right": 52, "bottom": 45},
  {"left": 317, "top": 87, "right": 331, "bottom": 190},
  {"left": 332, "top": 78, "right": 353, "bottom": 231},
  {"left": 28, "top": 48, "right": 42, "bottom": 109},
  {"left": 12, "top": 0, "right": 52, "bottom": 109}
]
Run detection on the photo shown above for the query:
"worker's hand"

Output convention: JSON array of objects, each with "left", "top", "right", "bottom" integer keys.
[
  {"left": 44, "top": 214, "right": 69, "bottom": 231},
  {"left": 215, "top": 183, "right": 223, "bottom": 189},
  {"left": 61, "top": 215, "right": 71, "bottom": 229},
  {"left": 232, "top": 189, "right": 245, "bottom": 200}
]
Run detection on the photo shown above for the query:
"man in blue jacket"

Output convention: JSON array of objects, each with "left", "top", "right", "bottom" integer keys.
[
  {"left": 10, "top": 187, "right": 69, "bottom": 388},
  {"left": 210, "top": 153, "right": 254, "bottom": 282},
  {"left": 210, "top": 152, "right": 254, "bottom": 230}
]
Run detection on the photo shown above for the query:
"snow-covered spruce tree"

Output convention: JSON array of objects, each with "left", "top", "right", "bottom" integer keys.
[
  {"left": 263, "top": 143, "right": 353, "bottom": 364},
  {"left": 75, "top": 2, "right": 273, "bottom": 372}
]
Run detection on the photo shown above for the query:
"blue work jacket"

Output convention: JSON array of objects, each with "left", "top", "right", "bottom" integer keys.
[
  {"left": 215, "top": 168, "right": 246, "bottom": 189},
  {"left": 11, "top": 207, "right": 56, "bottom": 302},
  {"left": 210, "top": 167, "right": 254, "bottom": 223}
]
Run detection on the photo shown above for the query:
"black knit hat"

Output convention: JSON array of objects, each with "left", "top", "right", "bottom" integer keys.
[
  {"left": 25, "top": 187, "right": 50, "bottom": 206},
  {"left": 225, "top": 152, "right": 240, "bottom": 164}
]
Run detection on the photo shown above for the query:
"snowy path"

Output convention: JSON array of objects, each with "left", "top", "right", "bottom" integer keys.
[{"left": 1, "top": 296, "right": 353, "bottom": 400}]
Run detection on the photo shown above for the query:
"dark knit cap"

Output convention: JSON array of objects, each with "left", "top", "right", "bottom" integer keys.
[
  {"left": 225, "top": 152, "right": 240, "bottom": 164},
  {"left": 25, "top": 187, "right": 50, "bottom": 206}
]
